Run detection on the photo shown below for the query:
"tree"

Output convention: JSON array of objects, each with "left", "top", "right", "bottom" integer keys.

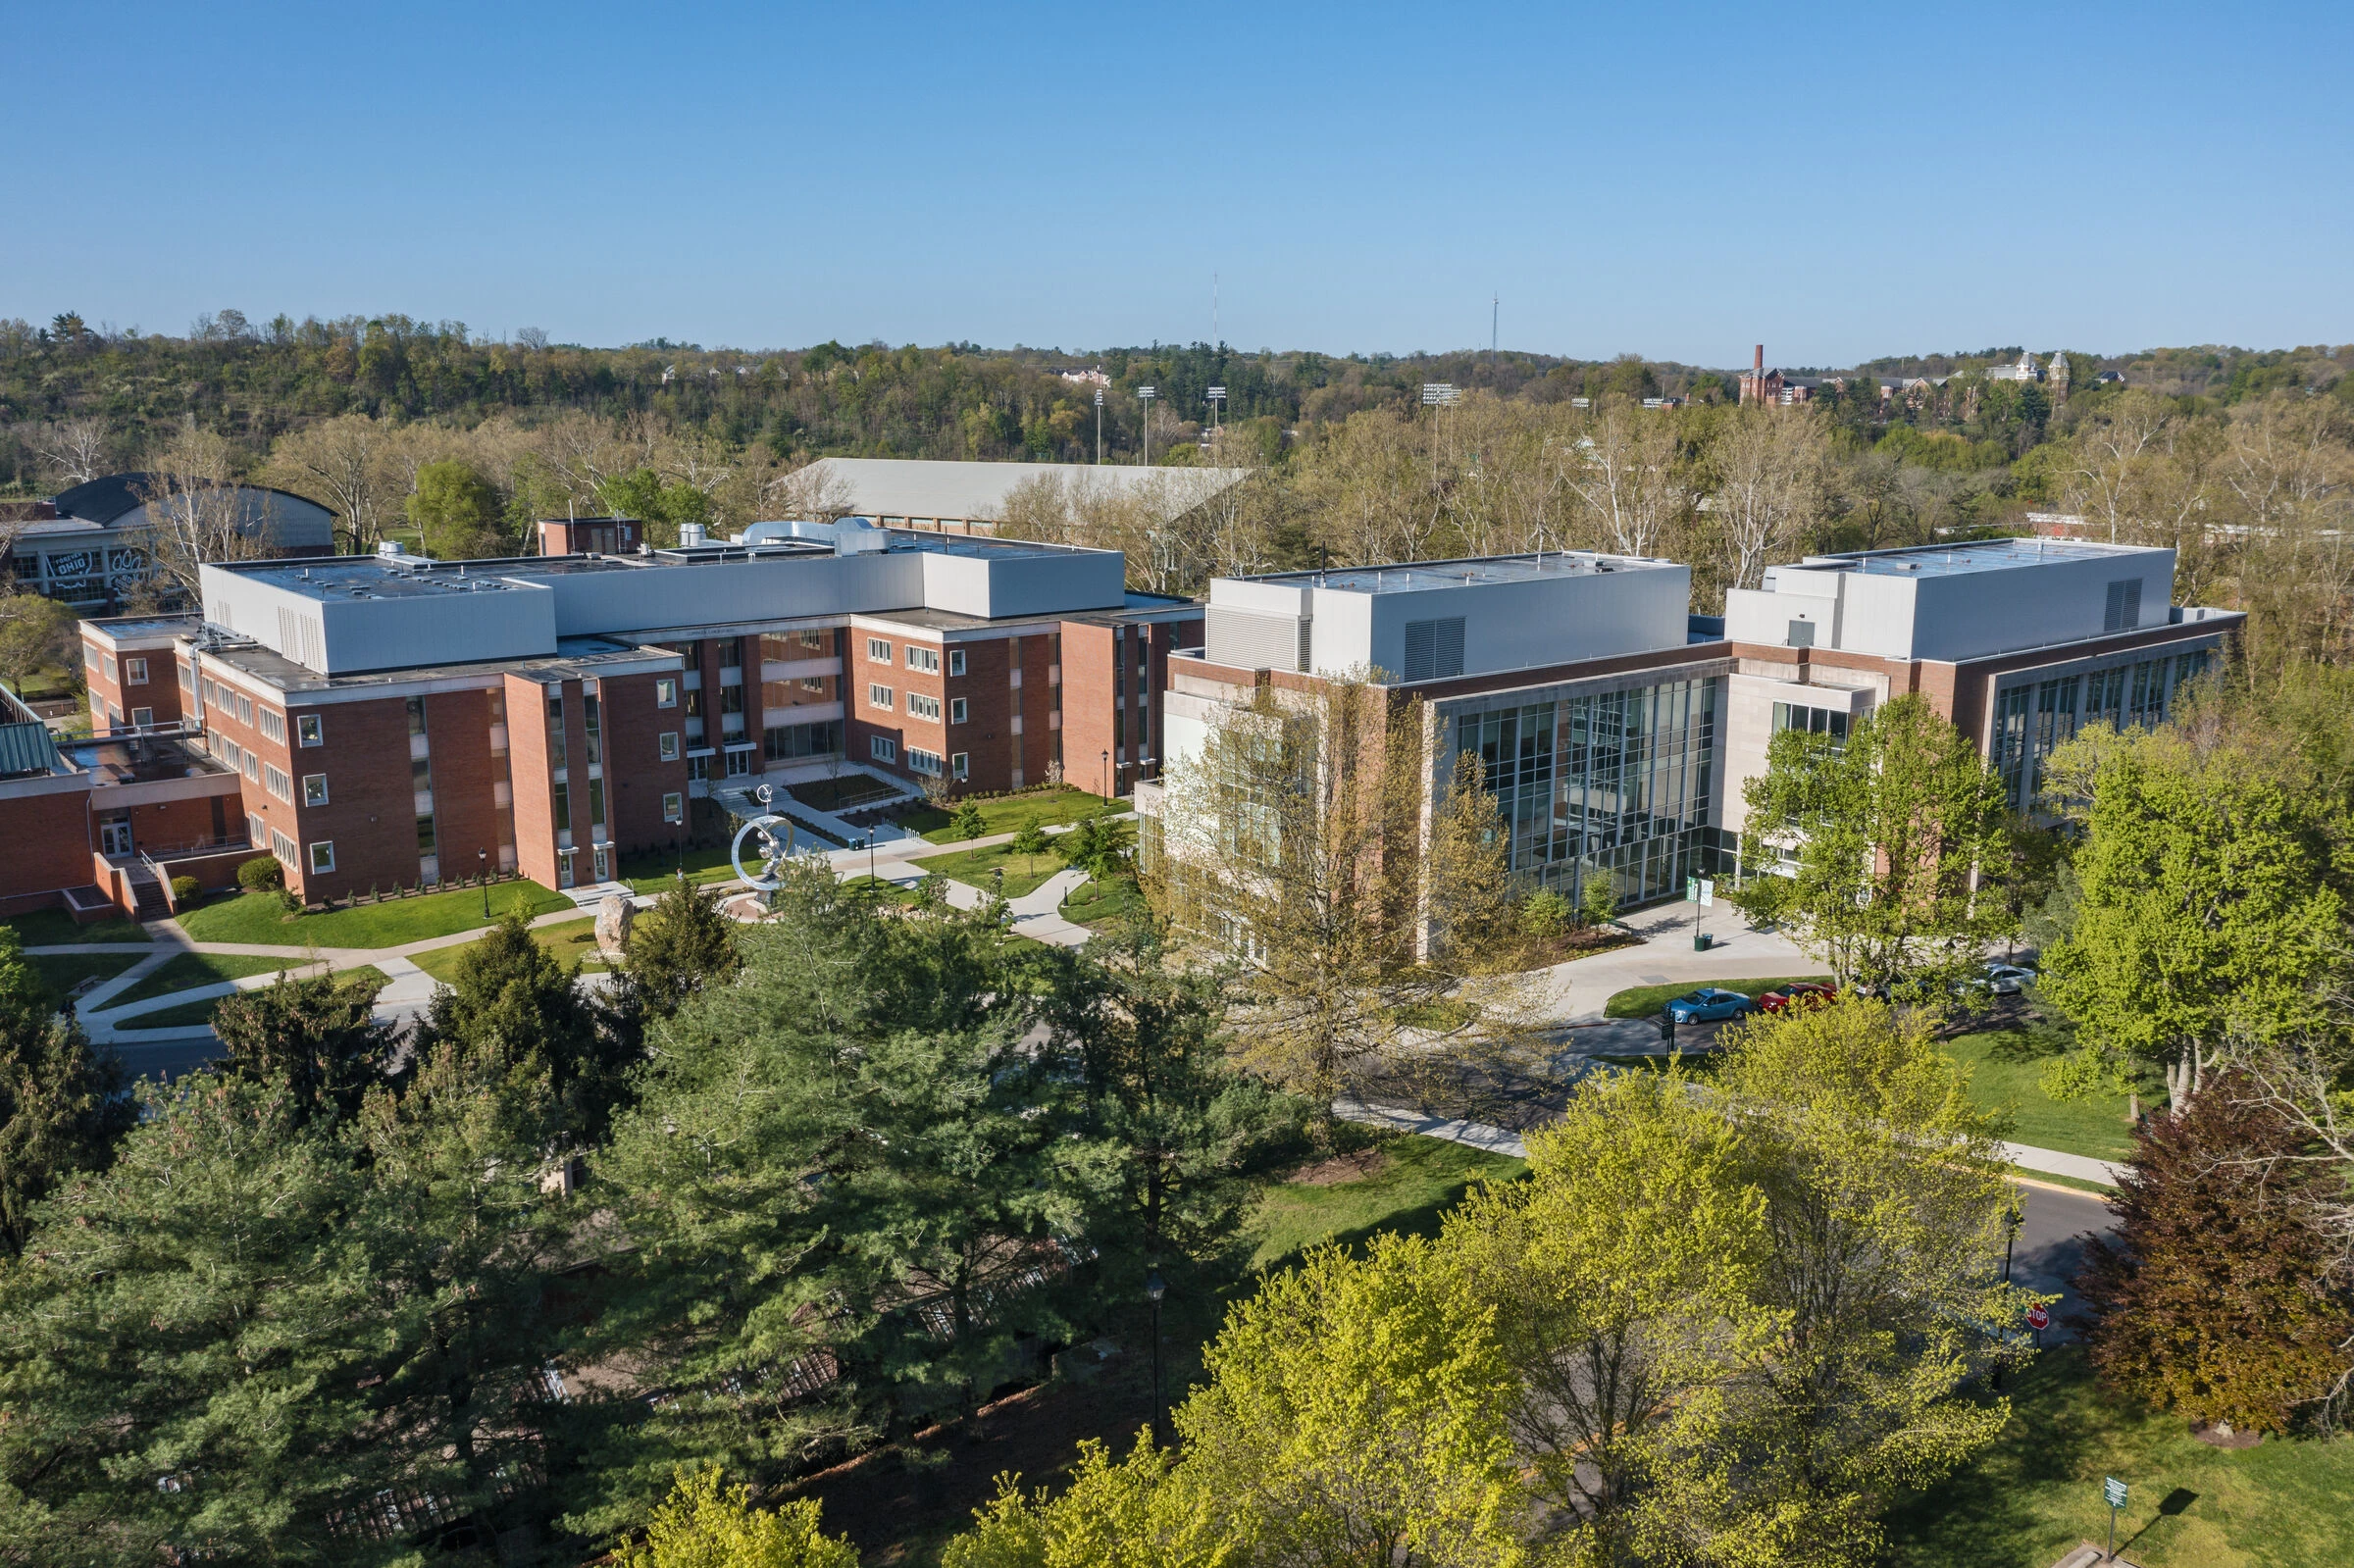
[
  {"left": 0, "top": 591, "right": 74, "bottom": 696},
  {"left": 1579, "top": 873, "right": 1617, "bottom": 932},
  {"left": 1709, "top": 404, "right": 1831, "bottom": 590},
  {"left": 2074, "top": 1073, "right": 2354, "bottom": 1437},
  {"left": 267, "top": 412, "right": 396, "bottom": 555},
  {"left": 405, "top": 458, "right": 507, "bottom": 559},
  {"left": 1146, "top": 676, "right": 1529, "bottom": 1129},
  {"left": 2039, "top": 723, "right": 2347, "bottom": 1108},
  {"left": 952, "top": 801, "right": 988, "bottom": 840},
  {"left": 1560, "top": 399, "right": 1689, "bottom": 559},
  {"left": 599, "top": 466, "right": 715, "bottom": 549},
  {"left": 208, "top": 968, "right": 396, "bottom": 1127},
  {"left": 1684, "top": 1000, "right": 2027, "bottom": 1561},
  {"left": 613, "top": 879, "right": 742, "bottom": 1022},
  {"left": 946, "top": 1436, "right": 1227, "bottom": 1568},
  {"left": 1044, "top": 935, "right": 1302, "bottom": 1284},
  {"left": 1730, "top": 693, "right": 2015, "bottom": 994},
  {"left": 1174, "top": 1237, "right": 1524, "bottom": 1567},
  {"left": 1009, "top": 817, "right": 1052, "bottom": 858},
  {"left": 416, "top": 902, "right": 621, "bottom": 1138},
  {"left": 1443, "top": 1064, "right": 1772, "bottom": 1561},
  {"left": 31, "top": 414, "right": 107, "bottom": 486},
  {"left": 1057, "top": 814, "right": 1137, "bottom": 883},
  {"left": 616, "top": 1467, "right": 856, "bottom": 1568},
  {"left": 0, "top": 931, "right": 132, "bottom": 1259},
  {"left": 136, "top": 426, "right": 278, "bottom": 600}
]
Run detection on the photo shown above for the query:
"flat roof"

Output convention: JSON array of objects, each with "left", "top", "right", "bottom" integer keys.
[
  {"left": 1244, "top": 551, "right": 1675, "bottom": 595},
  {"left": 1800, "top": 538, "right": 2163, "bottom": 579},
  {"left": 83, "top": 614, "right": 203, "bottom": 644},
  {"left": 197, "top": 633, "right": 676, "bottom": 697}
]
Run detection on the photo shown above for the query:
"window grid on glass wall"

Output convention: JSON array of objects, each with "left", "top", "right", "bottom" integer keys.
[{"left": 1995, "top": 649, "right": 2207, "bottom": 811}]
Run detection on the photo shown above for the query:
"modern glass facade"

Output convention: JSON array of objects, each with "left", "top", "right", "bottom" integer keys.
[
  {"left": 1454, "top": 675, "right": 1719, "bottom": 906},
  {"left": 1995, "top": 649, "right": 2209, "bottom": 809}
]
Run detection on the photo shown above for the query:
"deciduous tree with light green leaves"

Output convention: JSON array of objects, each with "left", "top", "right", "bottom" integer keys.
[
  {"left": 2038, "top": 720, "right": 2350, "bottom": 1109},
  {"left": 1730, "top": 692, "right": 2015, "bottom": 994},
  {"left": 616, "top": 1467, "right": 857, "bottom": 1568}
]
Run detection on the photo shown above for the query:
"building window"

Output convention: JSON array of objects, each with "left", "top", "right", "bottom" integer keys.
[
  {"left": 656, "top": 677, "right": 678, "bottom": 708},
  {"left": 867, "top": 637, "right": 892, "bottom": 663},
  {"left": 179, "top": 661, "right": 194, "bottom": 693},
  {"left": 906, "top": 645, "right": 941, "bottom": 674},
  {"left": 303, "top": 773, "right": 330, "bottom": 806},
  {"left": 249, "top": 813, "right": 267, "bottom": 850},
  {"left": 130, "top": 706, "right": 153, "bottom": 728},
  {"left": 296, "top": 713, "right": 323, "bottom": 746},
  {"left": 871, "top": 735, "right": 897, "bottom": 763},
  {"left": 308, "top": 840, "right": 335, "bottom": 874},
  {"left": 546, "top": 687, "right": 568, "bottom": 769},
  {"left": 265, "top": 764, "right": 292, "bottom": 801},
  {"left": 84, "top": 647, "right": 101, "bottom": 677},
  {"left": 417, "top": 814, "right": 437, "bottom": 856},
  {"left": 407, "top": 695, "right": 427, "bottom": 736},
  {"left": 258, "top": 708, "right": 284, "bottom": 741},
  {"left": 949, "top": 697, "right": 967, "bottom": 724},
  {"left": 720, "top": 683, "right": 744, "bottom": 715},
  {"left": 270, "top": 829, "right": 297, "bottom": 863},
  {"left": 684, "top": 686, "right": 703, "bottom": 719},
  {"left": 588, "top": 776, "right": 607, "bottom": 827},
  {"left": 584, "top": 690, "right": 602, "bottom": 765},
  {"left": 763, "top": 720, "right": 841, "bottom": 761},
  {"left": 663, "top": 790, "right": 684, "bottom": 822},
  {"left": 124, "top": 657, "right": 148, "bottom": 685},
  {"left": 552, "top": 782, "right": 571, "bottom": 834},
  {"left": 689, "top": 753, "right": 709, "bottom": 782},
  {"left": 659, "top": 731, "right": 680, "bottom": 761},
  {"left": 869, "top": 683, "right": 894, "bottom": 711},
  {"left": 907, "top": 747, "right": 944, "bottom": 777},
  {"left": 725, "top": 747, "right": 752, "bottom": 777},
  {"left": 906, "top": 692, "right": 941, "bottom": 721},
  {"left": 948, "top": 648, "right": 966, "bottom": 678},
  {"left": 245, "top": 753, "right": 260, "bottom": 783},
  {"left": 101, "top": 652, "right": 117, "bottom": 682},
  {"left": 951, "top": 751, "right": 969, "bottom": 780},
  {"left": 1786, "top": 619, "right": 1816, "bottom": 649},
  {"left": 718, "top": 636, "right": 742, "bottom": 671},
  {"left": 1771, "top": 702, "right": 1851, "bottom": 746}
]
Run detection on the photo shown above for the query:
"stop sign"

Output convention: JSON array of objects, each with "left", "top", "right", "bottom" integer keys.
[{"left": 2025, "top": 1304, "right": 2051, "bottom": 1331}]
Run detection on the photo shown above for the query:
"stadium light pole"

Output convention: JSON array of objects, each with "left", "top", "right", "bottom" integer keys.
[
  {"left": 1095, "top": 387, "right": 1104, "bottom": 464},
  {"left": 1138, "top": 386, "right": 1156, "bottom": 466},
  {"left": 1205, "top": 384, "right": 1227, "bottom": 459}
]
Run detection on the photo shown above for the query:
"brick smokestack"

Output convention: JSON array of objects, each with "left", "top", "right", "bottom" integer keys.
[{"left": 1755, "top": 343, "right": 1765, "bottom": 378}]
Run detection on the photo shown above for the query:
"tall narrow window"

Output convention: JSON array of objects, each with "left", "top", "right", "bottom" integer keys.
[
  {"left": 583, "top": 689, "right": 602, "bottom": 766},
  {"left": 546, "top": 687, "right": 568, "bottom": 770}
]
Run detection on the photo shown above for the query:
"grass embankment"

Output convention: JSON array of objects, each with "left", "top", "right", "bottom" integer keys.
[
  {"left": 1059, "top": 875, "right": 1148, "bottom": 933},
  {"left": 900, "top": 786, "right": 1117, "bottom": 844},
  {"left": 177, "top": 882, "right": 571, "bottom": 949},
  {"left": 1602, "top": 975, "right": 1833, "bottom": 1019},
  {"left": 25, "top": 951, "right": 145, "bottom": 1005},
  {"left": 409, "top": 916, "right": 607, "bottom": 986},
  {"left": 907, "top": 844, "right": 1067, "bottom": 899},
  {"left": 1248, "top": 1132, "right": 1525, "bottom": 1271},
  {"left": 1884, "top": 1346, "right": 2354, "bottom": 1567},
  {"left": 2, "top": 909, "right": 150, "bottom": 946},
  {"left": 115, "top": 966, "right": 393, "bottom": 1032},
  {"left": 108, "top": 952, "right": 309, "bottom": 1009}
]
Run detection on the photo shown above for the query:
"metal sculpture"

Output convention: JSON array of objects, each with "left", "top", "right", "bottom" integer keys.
[{"left": 729, "top": 784, "right": 797, "bottom": 890}]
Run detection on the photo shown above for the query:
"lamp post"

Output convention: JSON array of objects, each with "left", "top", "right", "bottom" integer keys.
[
  {"left": 1137, "top": 386, "right": 1155, "bottom": 466},
  {"left": 1994, "top": 1196, "right": 2024, "bottom": 1391},
  {"left": 1101, "top": 748, "right": 1110, "bottom": 800},
  {"left": 477, "top": 848, "right": 488, "bottom": 918},
  {"left": 1145, "top": 1267, "right": 1167, "bottom": 1449}
]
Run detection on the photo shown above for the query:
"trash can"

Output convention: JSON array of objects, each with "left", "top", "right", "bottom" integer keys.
[{"left": 1693, "top": 932, "right": 1714, "bottom": 952}]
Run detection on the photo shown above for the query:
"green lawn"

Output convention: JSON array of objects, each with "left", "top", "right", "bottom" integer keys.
[
  {"left": 115, "top": 966, "right": 392, "bottom": 1033},
  {"left": 1884, "top": 1346, "right": 2354, "bottom": 1567},
  {"left": 908, "top": 844, "right": 1068, "bottom": 899},
  {"left": 2, "top": 908, "right": 150, "bottom": 946},
  {"left": 1944, "top": 1019, "right": 2148, "bottom": 1164},
  {"left": 176, "top": 882, "right": 572, "bottom": 949},
  {"left": 839, "top": 875, "right": 927, "bottom": 908},
  {"left": 617, "top": 842, "right": 744, "bottom": 893},
  {"left": 1060, "top": 874, "right": 1148, "bottom": 932},
  {"left": 409, "top": 916, "right": 608, "bottom": 986},
  {"left": 25, "top": 951, "right": 145, "bottom": 1006},
  {"left": 106, "top": 952, "right": 309, "bottom": 1009},
  {"left": 901, "top": 786, "right": 1118, "bottom": 844},
  {"left": 1603, "top": 975, "right": 1833, "bottom": 1018},
  {"left": 1248, "top": 1132, "right": 1526, "bottom": 1271}
]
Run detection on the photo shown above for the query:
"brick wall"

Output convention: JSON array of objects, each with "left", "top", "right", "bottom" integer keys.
[
  {"left": 0, "top": 784, "right": 94, "bottom": 906},
  {"left": 600, "top": 669, "right": 691, "bottom": 857},
  {"left": 423, "top": 688, "right": 502, "bottom": 886},
  {"left": 844, "top": 628, "right": 910, "bottom": 779},
  {"left": 274, "top": 692, "right": 424, "bottom": 902},
  {"left": 504, "top": 673, "right": 560, "bottom": 889},
  {"left": 1059, "top": 620, "right": 1122, "bottom": 797}
]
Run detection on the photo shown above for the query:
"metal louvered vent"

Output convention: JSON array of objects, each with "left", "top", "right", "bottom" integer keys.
[{"left": 1402, "top": 617, "right": 1465, "bottom": 682}]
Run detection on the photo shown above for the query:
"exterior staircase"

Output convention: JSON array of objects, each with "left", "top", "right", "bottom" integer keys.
[{"left": 122, "top": 859, "right": 170, "bottom": 921}]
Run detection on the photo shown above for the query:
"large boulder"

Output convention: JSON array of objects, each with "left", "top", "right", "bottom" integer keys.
[{"left": 594, "top": 893, "right": 635, "bottom": 960}]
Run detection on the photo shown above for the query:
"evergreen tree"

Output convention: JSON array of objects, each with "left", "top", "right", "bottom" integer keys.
[
  {"left": 418, "top": 903, "right": 625, "bottom": 1138},
  {"left": 209, "top": 967, "right": 396, "bottom": 1127},
  {"left": 2075, "top": 1075, "right": 2354, "bottom": 1436},
  {"left": 0, "top": 929, "right": 131, "bottom": 1258},
  {"left": 613, "top": 879, "right": 742, "bottom": 1022}
]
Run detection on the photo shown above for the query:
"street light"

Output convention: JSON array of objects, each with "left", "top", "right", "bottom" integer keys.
[
  {"left": 1145, "top": 1267, "right": 1168, "bottom": 1449},
  {"left": 1137, "top": 386, "right": 1156, "bottom": 466},
  {"left": 1101, "top": 748, "right": 1110, "bottom": 800},
  {"left": 477, "top": 848, "right": 488, "bottom": 918}
]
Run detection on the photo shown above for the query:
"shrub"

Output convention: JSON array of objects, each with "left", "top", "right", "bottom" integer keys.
[
  {"left": 168, "top": 876, "right": 201, "bottom": 906},
  {"left": 952, "top": 801, "right": 988, "bottom": 840},
  {"left": 276, "top": 888, "right": 303, "bottom": 917},
  {"left": 236, "top": 856, "right": 284, "bottom": 892},
  {"left": 1518, "top": 887, "right": 1572, "bottom": 937},
  {"left": 1579, "top": 877, "right": 1617, "bottom": 931}
]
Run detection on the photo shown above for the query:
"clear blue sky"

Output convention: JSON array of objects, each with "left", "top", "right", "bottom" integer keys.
[{"left": 7, "top": 1, "right": 2347, "bottom": 368}]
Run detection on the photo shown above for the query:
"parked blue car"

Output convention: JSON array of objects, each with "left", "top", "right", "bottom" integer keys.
[{"left": 1663, "top": 987, "right": 1755, "bottom": 1024}]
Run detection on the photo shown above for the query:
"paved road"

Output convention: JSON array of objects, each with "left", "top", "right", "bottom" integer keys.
[{"left": 2008, "top": 1179, "right": 2115, "bottom": 1339}]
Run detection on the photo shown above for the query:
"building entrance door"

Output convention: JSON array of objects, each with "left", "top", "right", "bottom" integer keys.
[{"left": 100, "top": 818, "right": 134, "bottom": 858}]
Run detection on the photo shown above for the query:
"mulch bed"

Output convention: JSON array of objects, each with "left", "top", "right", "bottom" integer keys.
[{"left": 1284, "top": 1148, "right": 1391, "bottom": 1186}]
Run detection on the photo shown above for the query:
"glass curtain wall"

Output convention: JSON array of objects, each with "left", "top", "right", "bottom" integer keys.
[
  {"left": 1455, "top": 676, "right": 1719, "bottom": 907},
  {"left": 1996, "top": 649, "right": 2208, "bottom": 811}
]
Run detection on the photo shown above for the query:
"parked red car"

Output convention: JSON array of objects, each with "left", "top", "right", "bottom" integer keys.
[{"left": 1757, "top": 981, "right": 1838, "bottom": 1014}]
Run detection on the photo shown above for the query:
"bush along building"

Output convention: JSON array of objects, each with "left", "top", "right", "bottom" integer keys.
[
  {"left": 8, "top": 519, "right": 1197, "bottom": 918},
  {"left": 1148, "top": 537, "right": 2240, "bottom": 923}
]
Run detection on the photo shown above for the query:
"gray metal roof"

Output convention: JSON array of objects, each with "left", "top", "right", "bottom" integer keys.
[
  {"left": 0, "top": 720, "right": 62, "bottom": 780},
  {"left": 1245, "top": 551, "right": 1675, "bottom": 595},
  {"left": 1802, "top": 539, "right": 2161, "bottom": 579}
]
